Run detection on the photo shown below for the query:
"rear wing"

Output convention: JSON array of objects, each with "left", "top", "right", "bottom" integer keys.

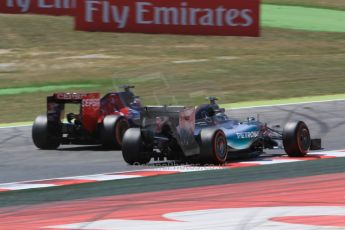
[
  {"left": 141, "top": 106, "right": 199, "bottom": 156},
  {"left": 47, "top": 93, "right": 101, "bottom": 132},
  {"left": 140, "top": 105, "right": 186, "bottom": 131},
  {"left": 141, "top": 105, "right": 185, "bottom": 115},
  {"left": 48, "top": 93, "right": 100, "bottom": 103}
]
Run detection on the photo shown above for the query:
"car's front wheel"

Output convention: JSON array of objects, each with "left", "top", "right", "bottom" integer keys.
[{"left": 283, "top": 121, "right": 311, "bottom": 157}]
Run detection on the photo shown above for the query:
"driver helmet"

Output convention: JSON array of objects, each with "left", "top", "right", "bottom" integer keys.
[{"left": 131, "top": 97, "right": 142, "bottom": 109}]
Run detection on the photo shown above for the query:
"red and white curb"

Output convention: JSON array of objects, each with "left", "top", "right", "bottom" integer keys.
[
  {"left": 0, "top": 149, "right": 344, "bottom": 192},
  {"left": 1, "top": 172, "right": 344, "bottom": 230}
]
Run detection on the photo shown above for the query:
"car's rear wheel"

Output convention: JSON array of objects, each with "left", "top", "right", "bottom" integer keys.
[
  {"left": 122, "top": 128, "right": 151, "bottom": 165},
  {"left": 199, "top": 128, "right": 228, "bottom": 164},
  {"left": 32, "top": 115, "right": 60, "bottom": 150},
  {"left": 283, "top": 121, "right": 311, "bottom": 157},
  {"left": 100, "top": 115, "right": 129, "bottom": 149}
]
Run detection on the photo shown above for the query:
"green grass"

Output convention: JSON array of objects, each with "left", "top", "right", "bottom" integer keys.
[
  {"left": 263, "top": 0, "right": 345, "bottom": 10},
  {"left": 0, "top": 3, "right": 345, "bottom": 123},
  {"left": 0, "top": 84, "right": 99, "bottom": 95},
  {"left": 263, "top": 4, "right": 345, "bottom": 32}
]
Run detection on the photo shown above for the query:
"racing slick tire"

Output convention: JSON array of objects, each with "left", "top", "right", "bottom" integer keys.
[
  {"left": 122, "top": 128, "right": 151, "bottom": 165},
  {"left": 100, "top": 115, "right": 129, "bottom": 149},
  {"left": 283, "top": 121, "right": 311, "bottom": 157},
  {"left": 199, "top": 128, "right": 228, "bottom": 164},
  {"left": 32, "top": 115, "right": 60, "bottom": 150}
]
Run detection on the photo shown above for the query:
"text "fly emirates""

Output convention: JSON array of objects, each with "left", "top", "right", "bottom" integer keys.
[{"left": 85, "top": 1, "right": 255, "bottom": 29}]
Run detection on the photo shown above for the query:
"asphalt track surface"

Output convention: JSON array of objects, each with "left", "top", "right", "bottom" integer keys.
[{"left": 1, "top": 100, "right": 345, "bottom": 183}]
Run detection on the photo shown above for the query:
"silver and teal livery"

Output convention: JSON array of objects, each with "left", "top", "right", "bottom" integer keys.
[{"left": 121, "top": 98, "right": 322, "bottom": 165}]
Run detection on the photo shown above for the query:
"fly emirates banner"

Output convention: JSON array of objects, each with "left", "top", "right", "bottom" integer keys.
[
  {"left": 0, "top": 0, "right": 76, "bottom": 16},
  {"left": 75, "top": 0, "right": 260, "bottom": 36}
]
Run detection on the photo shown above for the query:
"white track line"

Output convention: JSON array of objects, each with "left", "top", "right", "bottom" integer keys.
[
  {"left": 227, "top": 98, "right": 345, "bottom": 110},
  {"left": 0, "top": 124, "right": 31, "bottom": 129}
]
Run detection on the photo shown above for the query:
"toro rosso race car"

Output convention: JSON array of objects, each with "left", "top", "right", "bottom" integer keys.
[
  {"left": 122, "top": 97, "right": 321, "bottom": 164},
  {"left": 32, "top": 86, "right": 141, "bottom": 150}
]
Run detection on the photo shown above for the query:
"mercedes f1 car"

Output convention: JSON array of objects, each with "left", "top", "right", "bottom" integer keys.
[
  {"left": 122, "top": 97, "right": 321, "bottom": 164},
  {"left": 32, "top": 86, "right": 142, "bottom": 150}
]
